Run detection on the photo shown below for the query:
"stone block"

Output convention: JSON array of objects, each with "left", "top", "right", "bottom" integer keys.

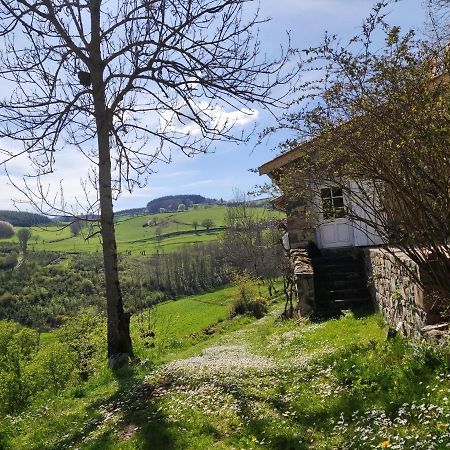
[{"left": 296, "top": 273, "right": 315, "bottom": 317}]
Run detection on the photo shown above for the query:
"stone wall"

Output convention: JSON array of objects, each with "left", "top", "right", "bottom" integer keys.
[
  {"left": 287, "top": 205, "right": 316, "bottom": 249},
  {"left": 290, "top": 248, "right": 315, "bottom": 316},
  {"left": 365, "top": 247, "right": 442, "bottom": 339}
]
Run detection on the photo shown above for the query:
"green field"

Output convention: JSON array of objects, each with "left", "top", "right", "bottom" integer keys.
[
  {"left": 131, "top": 285, "right": 243, "bottom": 362},
  {"left": 3, "top": 284, "right": 450, "bottom": 449},
  {"left": 0, "top": 206, "right": 284, "bottom": 254}
]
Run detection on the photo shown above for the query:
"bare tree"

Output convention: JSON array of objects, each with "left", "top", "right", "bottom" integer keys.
[
  {"left": 222, "top": 192, "right": 282, "bottom": 284},
  {"left": 426, "top": 0, "right": 450, "bottom": 43},
  {"left": 0, "top": 0, "right": 295, "bottom": 363}
]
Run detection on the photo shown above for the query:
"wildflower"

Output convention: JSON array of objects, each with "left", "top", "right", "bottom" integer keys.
[
  {"left": 437, "top": 422, "right": 447, "bottom": 431},
  {"left": 380, "top": 441, "right": 390, "bottom": 448}
]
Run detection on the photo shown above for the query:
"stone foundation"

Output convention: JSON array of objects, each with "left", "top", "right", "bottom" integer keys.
[
  {"left": 286, "top": 205, "right": 316, "bottom": 249},
  {"left": 290, "top": 248, "right": 315, "bottom": 316},
  {"left": 365, "top": 247, "right": 443, "bottom": 339}
]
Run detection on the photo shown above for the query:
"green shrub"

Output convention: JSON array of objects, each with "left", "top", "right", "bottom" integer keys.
[
  {"left": 0, "top": 291, "right": 16, "bottom": 307},
  {"left": 231, "top": 296, "right": 267, "bottom": 318},
  {"left": 0, "top": 322, "right": 39, "bottom": 413},
  {"left": 231, "top": 273, "right": 268, "bottom": 319},
  {"left": 80, "top": 278, "right": 96, "bottom": 295},
  {"left": 29, "top": 342, "right": 75, "bottom": 393},
  {"left": 0, "top": 252, "right": 18, "bottom": 270},
  {"left": 0, "top": 221, "right": 14, "bottom": 239},
  {"left": 58, "top": 311, "right": 106, "bottom": 380}
]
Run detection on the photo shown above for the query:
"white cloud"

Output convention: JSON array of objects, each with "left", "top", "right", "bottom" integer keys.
[
  {"left": 0, "top": 142, "right": 97, "bottom": 213},
  {"left": 160, "top": 102, "right": 259, "bottom": 136}
]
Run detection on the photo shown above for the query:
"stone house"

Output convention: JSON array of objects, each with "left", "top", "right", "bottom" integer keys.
[{"left": 259, "top": 146, "right": 448, "bottom": 341}]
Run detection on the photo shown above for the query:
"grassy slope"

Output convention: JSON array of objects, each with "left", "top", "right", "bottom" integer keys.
[
  {"left": 0, "top": 206, "right": 284, "bottom": 254},
  {"left": 1, "top": 284, "right": 253, "bottom": 450},
  {"left": 4, "top": 284, "right": 450, "bottom": 449},
  {"left": 131, "top": 286, "right": 239, "bottom": 360}
]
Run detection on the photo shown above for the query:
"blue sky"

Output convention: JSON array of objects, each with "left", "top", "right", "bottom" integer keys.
[{"left": 0, "top": 0, "right": 428, "bottom": 211}]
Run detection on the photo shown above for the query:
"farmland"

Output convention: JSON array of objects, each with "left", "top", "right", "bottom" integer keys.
[{"left": 0, "top": 206, "right": 284, "bottom": 254}]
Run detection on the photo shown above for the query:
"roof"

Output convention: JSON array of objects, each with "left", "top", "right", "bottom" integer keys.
[
  {"left": 258, "top": 135, "right": 320, "bottom": 176},
  {"left": 271, "top": 195, "right": 287, "bottom": 212},
  {"left": 258, "top": 148, "right": 302, "bottom": 175}
]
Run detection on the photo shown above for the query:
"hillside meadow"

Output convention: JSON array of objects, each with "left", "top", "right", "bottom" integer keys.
[
  {"left": 2, "top": 284, "right": 450, "bottom": 449},
  {"left": 0, "top": 206, "right": 284, "bottom": 254}
]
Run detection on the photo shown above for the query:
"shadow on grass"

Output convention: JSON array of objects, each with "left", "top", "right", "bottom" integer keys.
[
  {"left": 62, "top": 365, "right": 181, "bottom": 450},
  {"left": 207, "top": 377, "right": 311, "bottom": 450},
  {"left": 208, "top": 335, "right": 442, "bottom": 450},
  {"left": 311, "top": 304, "right": 375, "bottom": 322}
]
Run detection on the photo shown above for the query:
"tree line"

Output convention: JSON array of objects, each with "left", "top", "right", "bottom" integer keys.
[{"left": 0, "top": 211, "right": 50, "bottom": 227}]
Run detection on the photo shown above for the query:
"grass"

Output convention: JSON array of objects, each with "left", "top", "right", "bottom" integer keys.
[
  {"left": 2, "top": 287, "right": 450, "bottom": 449},
  {"left": 0, "top": 206, "right": 284, "bottom": 254},
  {"left": 0, "top": 283, "right": 256, "bottom": 450},
  {"left": 131, "top": 286, "right": 240, "bottom": 362}
]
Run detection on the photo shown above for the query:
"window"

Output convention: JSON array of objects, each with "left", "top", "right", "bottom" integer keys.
[{"left": 321, "top": 187, "right": 346, "bottom": 219}]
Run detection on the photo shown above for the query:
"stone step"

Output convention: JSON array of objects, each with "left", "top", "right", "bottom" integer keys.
[
  {"left": 313, "top": 263, "right": 363, "bottom": 274},
  {"left": 330, "top": 297, "right": 372, "bottom": 305},
  {"left": 315, "top": 297, "right": 372, "bottom": 311},
  {"left": 312, "top": 255, "right": 358, "bottom": 266},
  {"left": 315, "top": 278, "right": 368, "bottom": 289},
  {"left": 310, "top": 248, "right": 371, "bottom": 314},
  {"left": 315, "top": 271, "right": 366, "bottom": 283},
  {"left": 316, "top": 287, "right": 371, "bottom": 301}
]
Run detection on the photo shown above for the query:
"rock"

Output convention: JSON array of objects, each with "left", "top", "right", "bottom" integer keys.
[
  {"left": 387, "top": 328, "right": 398, "bottom": 340},
  {"left": 107, "top": 353, "right": 129, "bottom": 369},
  {"left": 139, "top": 359, "right": 153, "bottom": 368},
  {"left": 421, "top": 323, "right": 450, "bottom": 345},
  {"left": 421, "top": 323, "right": 449, "bottom": 332}
]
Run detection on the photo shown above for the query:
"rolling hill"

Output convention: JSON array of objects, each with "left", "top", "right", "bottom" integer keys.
[
  {"left": 0, "top": 210, "right": 51, "bottom": 226},
  {"left": 0, "top": 205, "right": 285, "bottom": 254}
]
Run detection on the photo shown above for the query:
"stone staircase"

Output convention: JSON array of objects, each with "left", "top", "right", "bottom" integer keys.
[{"left": 311, "top": 248, "right": 372, "bottom": 316}]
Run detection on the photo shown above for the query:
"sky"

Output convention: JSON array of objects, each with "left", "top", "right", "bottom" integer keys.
[{"left": 0, "top": 0, "right": 428, "bottom": 212}]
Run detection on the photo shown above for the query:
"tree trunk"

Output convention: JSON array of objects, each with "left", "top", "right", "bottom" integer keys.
[
  {"left": 90, "top": 0, "right": 133, "bottom": 360},
  {"left": 97, "top": 119, "right": 133, "bottom": 359}
]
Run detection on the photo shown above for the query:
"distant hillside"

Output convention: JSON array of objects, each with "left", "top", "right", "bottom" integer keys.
[
  {"left": 114, "top": 195, "right": 276, "bottom": 216},
  {"left": 115, "top": 207, "right": 146, "bottom": 217},
  {"left": 0, "top": 210, "right": 51, "bottom": 227},
  {"left": 146, "top": 194, "right": 217, "bottom": 214}
]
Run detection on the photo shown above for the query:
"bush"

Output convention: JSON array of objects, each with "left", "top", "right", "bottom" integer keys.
[
  {"left": 29, "top": 342, "right": 75, "bottom": 393},
  {"left": 58, "top": 311, "right": 106, "bottom": 380},
  {"left": 0, "top": 221, "right": 14, "bottom": 239},
  {"left": 0, "top": 321, "right": 82, "bottom": 415},
  {"left": 80, "top": 278, "right": 96, "bottom": 295},
  {"left": 0, "top": 321, "right": 39, "bottom": 413},
  {"left": 69, "top": 220, "right": 83, "bottom": 236},
  {"left": 0, "top": 252, "right": 18, "bottom": 270},
  {"left": 231, "top": 296, "right": 267, "bottom": 318},
  {"left": 201, "top": 218, "right": 214, "bottom": 231},
  {"left": 231, "top": 274, "right": 268, "bottom": 319}
]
